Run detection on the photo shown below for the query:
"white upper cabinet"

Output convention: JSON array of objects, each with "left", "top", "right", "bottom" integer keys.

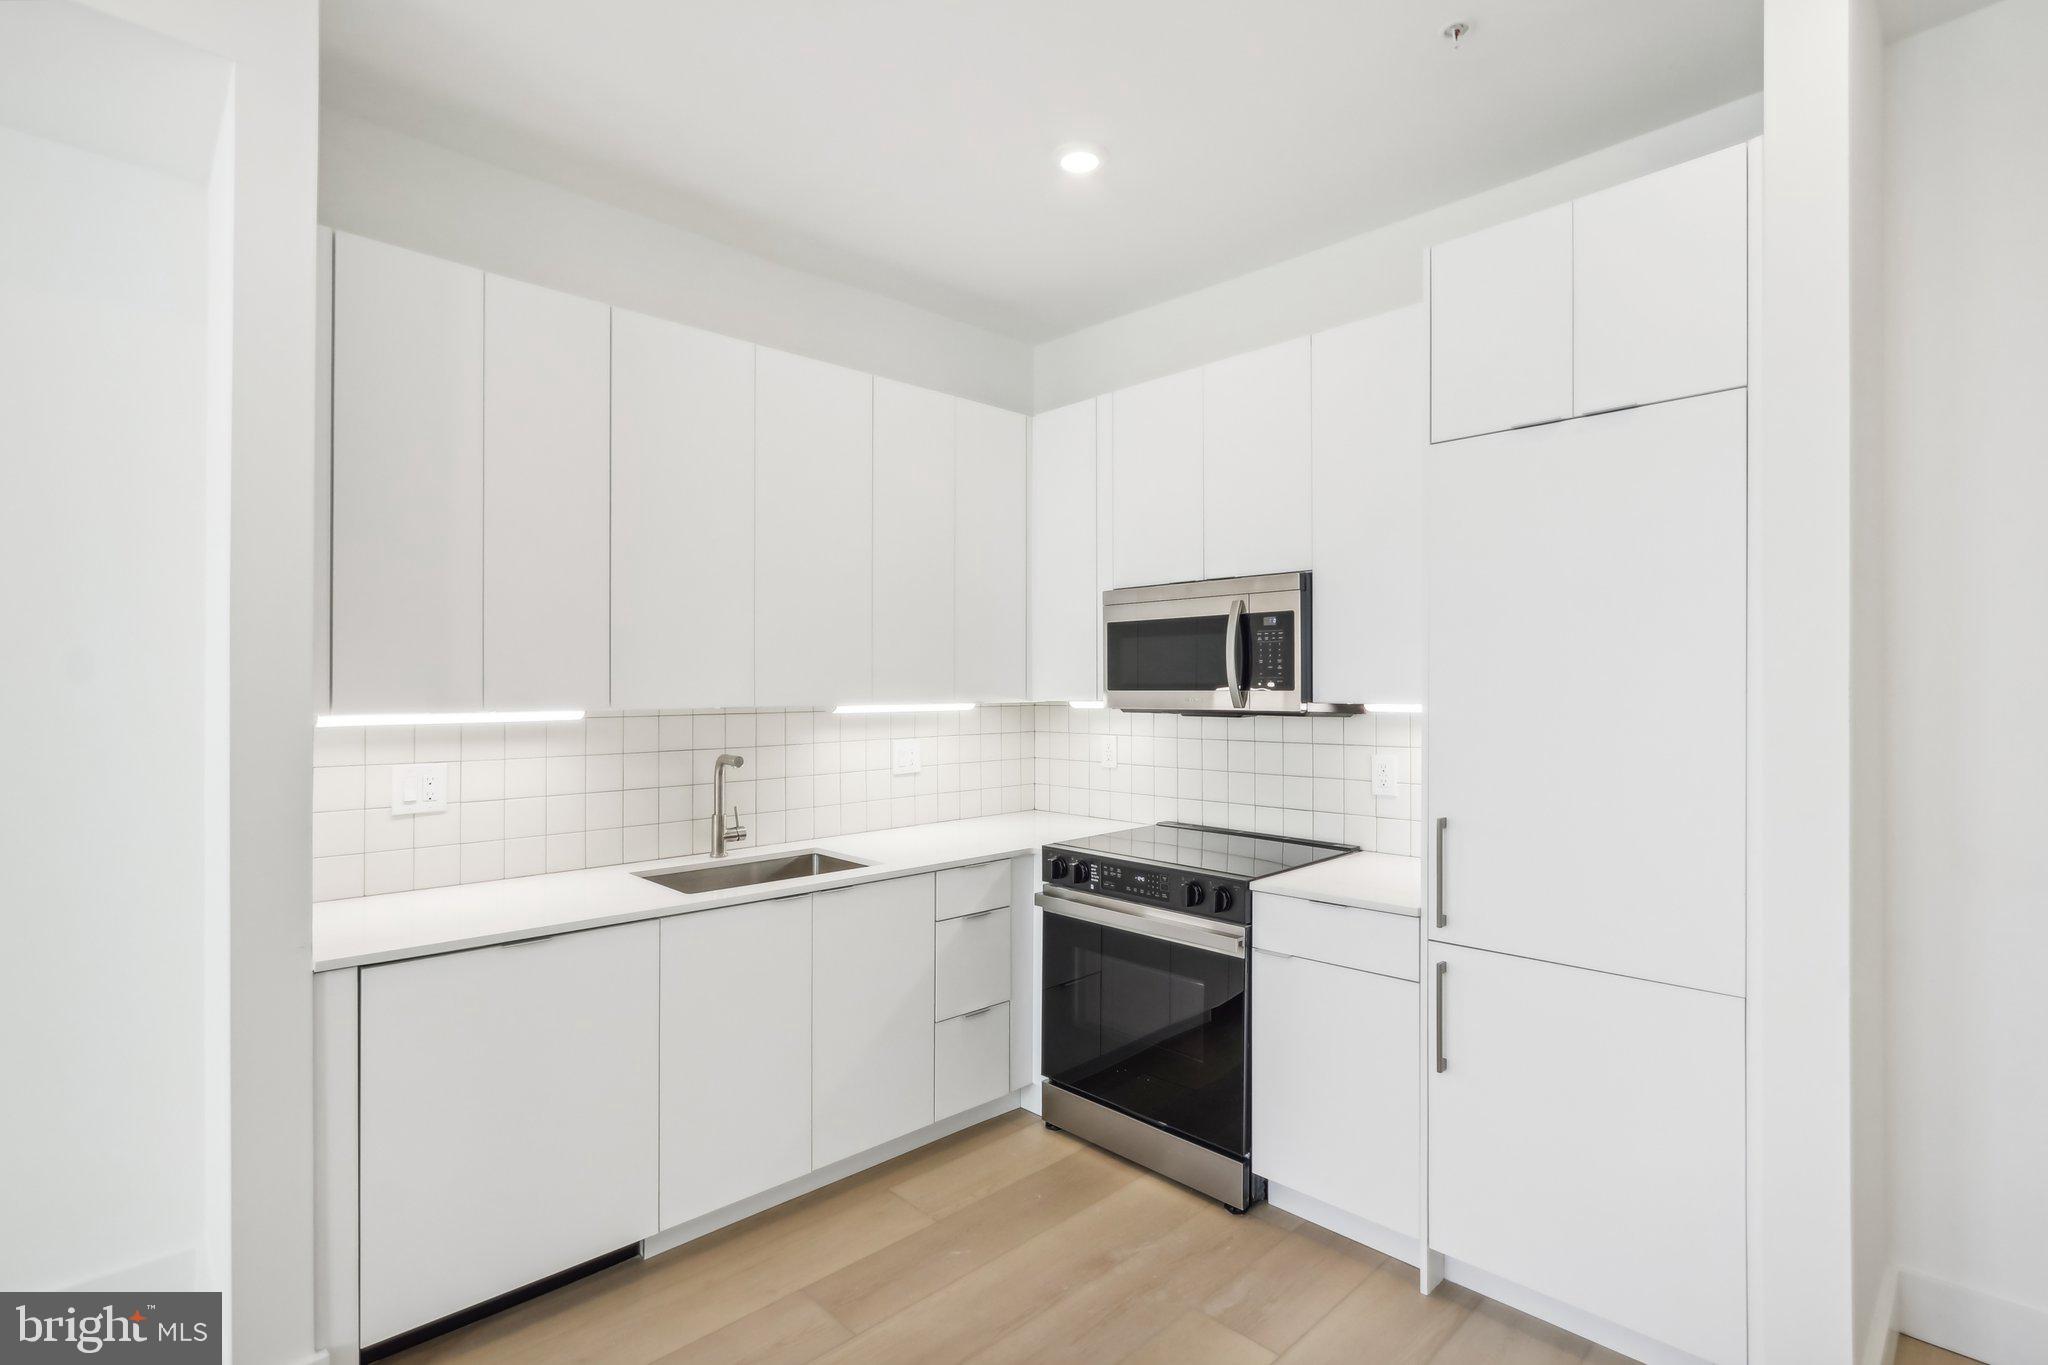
[
  {"left": 1310, "top": 304, "right": 1426, "bottom": 707},
  {"left": 1027, "top": 399, "right": 1099, "bottom": 702},
  {"left": 1202, "top": 338, "right": 1311, "bottom": 578},
  {"left": 610, "top": 311, "right": 756, "bottom": 710},
  {"left": 872, "top": 378, "right": 956, "bottom": 702},
  {"left": 954, "top": 399, "right": 1028, "bottom": 701},
  {"left": 1573, "top": 145, "right": 1749, "bottom": 416},
  {"left": 1429, "top": 205, "right": 1573, "bottom": 443},
  {"left": 1110, "top": 368, "right": 1204, "bottom": 587},
  {"left": 1428, "top": 944, "right": 1745, "bottom": 1365},
  {"left": 754, "top": 348, "right": 873, "bottom": 707},
  {"left": 1426, "top": 392, "right": 1747, "bottom": 995},
  {"left": 331, "top": 233, "right": 484, "bottom": 713},
  {"left": 314, "top": 227, "right": 333, "bottom": 713},
  {"left": 482, "top": 274, "right": 610, "bottom": 710}
]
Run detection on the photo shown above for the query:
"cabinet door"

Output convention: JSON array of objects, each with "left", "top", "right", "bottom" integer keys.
[
  {"left": 1110, "top": 368, "right": 1204, "bottom": 587},
  {"left": 934, "top": 907, "right": 1009, "bottom": 1020},
  {"left": 755, "top": 348, "right": 873, "bottom": 706},
  {"left": 955, "top": 399, "right": 1028, "bottom": 700},
  {"left": 871, "top": 378, "right": 956, "bottom": 701},
  {"left": 1425, "top": 393, "right": 1746, "bottom": 994},
  {"left": 1429, "top": 205, "right": 1573, "bottom": 443},
  {"left": 1428, "top": 944, "right": 1744, "bottom": 1365},
  {"left": 1203, "top": 338, "right": 1310, "bottom": 578},
  {"left": 483, "top": 274, "right": 610, "bottom": 709},
  {"left": 1027, "top": 399, "right": 1098, "bottom": 702},
  {"left": 812, "top": 875, "right": 936, "bottom": 1167},
  {"left": 331, "top": 233, "right": 483, "bottom": 712},
  {"left": 1310, "top": 304, "right": 1426, "bottom": 707},
  {"left": 1574, "top": 145, "right": 1748, "bottom": 416},
  {"left": 611, "top": 311, "right": 755, "bottom": 709},
  {"left": 358, "top": 922, "right": 658, "bottom": 1345},
  {"left": 660, "top": 897, "right": 811, "bottom": 1228},
  {"left": 1251, "top": 949, "right": 1416, "bottom": 1237}
]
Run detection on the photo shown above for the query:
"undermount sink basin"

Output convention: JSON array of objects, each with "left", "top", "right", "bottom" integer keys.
[{"left": 635, "top": 850, "right": 867, "bottom": 895}]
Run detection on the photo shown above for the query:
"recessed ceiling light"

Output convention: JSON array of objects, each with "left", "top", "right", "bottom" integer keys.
[{"left": 1057, "top": 144, "right": 1104, "bottom": 176}]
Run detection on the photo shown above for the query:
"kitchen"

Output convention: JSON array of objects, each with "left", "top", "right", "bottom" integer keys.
[{"left": 4, "top": 3, "right": 2043, "bottom": 1365}]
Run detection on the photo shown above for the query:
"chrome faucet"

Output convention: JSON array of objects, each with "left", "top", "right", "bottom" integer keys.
[{"left": 712, "top": 753, "right": 747, "bottom": 857}]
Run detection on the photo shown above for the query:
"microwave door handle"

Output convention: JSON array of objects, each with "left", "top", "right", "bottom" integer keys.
[{"left": 1224, "top": 599, "right": 1247, "bottom": 708}]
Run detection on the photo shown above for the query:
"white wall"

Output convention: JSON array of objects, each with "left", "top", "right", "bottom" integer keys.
[
  {"left": 71, "top": 2, "right": 322, "bottom": 1362},
  {"left": 0, "top": 3, "right": 225, "bottom": 1296},
  {"left": 1751, "top": 0, "right": 1888, "bottom": 1361},
  {"left": 1885, "top": 3, "right": 2048, "bottom": 1359},
  {"left": 1030, "top": 95, "right": 1762, "bottom": 410},
  {"left": 321, "top": 109, "right": 1034, "bottom": 413}
]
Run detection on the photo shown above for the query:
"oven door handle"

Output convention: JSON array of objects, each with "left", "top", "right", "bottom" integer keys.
[
  {"left": 1223, "top": 599, "right": 1248, "bottom": 709},
  {"left": 1035, "top": 886, "right": 1247, "bottom": 959}
]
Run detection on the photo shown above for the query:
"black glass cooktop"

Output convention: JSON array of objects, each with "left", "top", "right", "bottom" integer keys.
[{"left": 1048, "top": 822, "right": 1354, "bottom": 883}]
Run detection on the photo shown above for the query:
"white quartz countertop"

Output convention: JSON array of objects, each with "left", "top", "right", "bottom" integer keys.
[
  {"left": 1252, "top": 850, "right": 1424, "bottom": 916},
  {"left": 312, "top": 812, "right": 1137, "bottom": 971}
]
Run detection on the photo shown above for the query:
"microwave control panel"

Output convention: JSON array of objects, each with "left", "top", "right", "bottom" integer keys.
[{"left": 1246, "top": 611, "right": 1296, "bottom": 691}]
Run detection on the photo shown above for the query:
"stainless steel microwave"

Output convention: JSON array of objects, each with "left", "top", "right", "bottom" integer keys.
[{"left": 1103, "top": 572, "right": 1358, "bottom": 715}]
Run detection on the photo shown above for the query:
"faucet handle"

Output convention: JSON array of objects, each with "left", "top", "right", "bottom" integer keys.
[{"left": 727, "top": 805, "right": 748, "bottom": 840}]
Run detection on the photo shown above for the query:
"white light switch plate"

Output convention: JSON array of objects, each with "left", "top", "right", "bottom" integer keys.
[
  {"left": 891, "top": 739, "right": 923, "bottom": 776},
  {"left": 391, "top": 762, "right": 450, "bottom": 815},
  {"left": 1098, "top": 736, "right": 1118, "bottom": 770},
  {"left": 1371, "top": 752, "right": 1402, "bottom": 798}
]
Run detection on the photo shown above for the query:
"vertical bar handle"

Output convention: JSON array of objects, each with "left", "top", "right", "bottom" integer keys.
[
  {"left": 1434, "top": 816, "right": 1448, "bottom": 928},
  {"left": 1435, "top": 960, "right": 1449, "bottom": 1073},
  {"left": 1223, "top": 599, "right": 1247, "bottom": 709}
]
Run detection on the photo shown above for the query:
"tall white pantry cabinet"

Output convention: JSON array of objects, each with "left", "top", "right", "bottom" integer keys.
[{"left": 1422, "top": 142, "right": 1754, "bottom": 1365}]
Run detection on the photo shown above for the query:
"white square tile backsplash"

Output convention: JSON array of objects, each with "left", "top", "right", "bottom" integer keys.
[
  {"left": 311, "top": 705, "right": 1037, "bottom": 901},
  {"left": 1031, "top": 704, "right": 1425, "bottom": 856}
]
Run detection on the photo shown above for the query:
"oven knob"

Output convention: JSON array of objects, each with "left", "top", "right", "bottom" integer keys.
[
  {"left": 1072, "top": 861, "right": 1093, "bottom": 885},
  {"left": 1211, "top": 887, "right": 1236, "bottom": 916},
  {"left": 1184, "top": 880, "right": 1206, "bottom": 908},
  {"left": 1049, "top": 856, "right": 1070, "bottom": 880}
]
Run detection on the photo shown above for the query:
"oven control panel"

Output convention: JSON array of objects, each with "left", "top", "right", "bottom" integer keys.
[
  {"left": 1042, "top": 849, "right": 1251, "bottom": 926},
  {"left": 1246, "top": 611, "right": 1296, "bottom": 691}
]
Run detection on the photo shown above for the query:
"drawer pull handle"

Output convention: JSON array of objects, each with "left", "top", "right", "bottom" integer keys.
[
  {"left": 957, "top": 907, "right": 1001, "bottom": 921},
  {"left": 959, "top": 1003, "right": 1001, "bottom": 1020}
]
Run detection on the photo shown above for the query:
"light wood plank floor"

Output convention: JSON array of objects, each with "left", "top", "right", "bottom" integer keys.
[
  {"left": 1896, "top": 1337, "right": 1983, "bottom": 1365},
  {"left": 390, "top": 1109, "right": 1636, "bottom": 1365}
]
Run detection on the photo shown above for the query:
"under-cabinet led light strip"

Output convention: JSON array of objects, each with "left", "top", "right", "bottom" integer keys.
[
  {"left": 832, "top": 702, "right": 977, "bottom": 715},
  {"left": 315, "top": 710, "right": 584, "bottom": 728}
]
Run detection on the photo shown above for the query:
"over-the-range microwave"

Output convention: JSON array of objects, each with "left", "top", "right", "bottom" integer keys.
[{"left": 1102, "top": 572, "right": 1358, "bottom": 715}]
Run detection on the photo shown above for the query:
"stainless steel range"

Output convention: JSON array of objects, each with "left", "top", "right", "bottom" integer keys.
[{"left": 1035, "top": 822, "right": 1355, "bottom": 1211}]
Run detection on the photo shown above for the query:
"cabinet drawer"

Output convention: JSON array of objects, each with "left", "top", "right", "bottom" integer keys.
[
  {"left": 935, "top": 906, "right": 1009, "bottom": 1019},
  {"left": 936, "top": 860, "right": 1009, "bottom": 920},
  {"left": 935, "top": 1002, "right": 1010, "bottom": 1119},
  {"left": 1254, "top": 893, "right": 1418, "bottom": 980}
]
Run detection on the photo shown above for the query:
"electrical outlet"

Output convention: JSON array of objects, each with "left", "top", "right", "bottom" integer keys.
[
  {"left": 1098, "top": 736, "right": 1118, "bottom": 770},
  {"left": 391, "top": 762, "right": 450, "bottom": 815},
  {"left": 1371, "top": 752, "right": 1402, "bottom": 799},
  {"left": 891, "top": 738, "right": 923, "bottom": 776}
]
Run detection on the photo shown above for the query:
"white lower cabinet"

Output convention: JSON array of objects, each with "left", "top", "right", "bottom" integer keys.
[
  {"left": 935, "top": 1001, "right": 1011, "bottom": 1119},
  {"left": 1251, "top": 946, "right": 1417, "bottom": 1238},
  {"left": 1427, "top": 943, "right": 1746, "bottom": 1365},
  {"left": 357, "top": 922, "right": 658, "bottom": 1346},
  {"left": 812, "top": 875, "right": 937, "bottom": 1167},
  {"left": 935, "top": 906, "right": 1009, "bottom": 1020},
  {"left": 659, "top": 896, "right": 812, "bottom": 1228}
]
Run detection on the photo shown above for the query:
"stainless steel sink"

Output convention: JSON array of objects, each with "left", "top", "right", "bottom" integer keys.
[{"left": 635, "top": 850, "right": 867, "bottom": 895}]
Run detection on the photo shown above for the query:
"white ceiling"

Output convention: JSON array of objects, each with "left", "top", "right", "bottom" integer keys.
[{"left": 322, "top": 0, "right": 1762, "bottom": 342}]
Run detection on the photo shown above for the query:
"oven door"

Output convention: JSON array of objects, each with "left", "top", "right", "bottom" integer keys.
[{"left": 1036, "top": 885, "right": 1250, "bottom": 1159}]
